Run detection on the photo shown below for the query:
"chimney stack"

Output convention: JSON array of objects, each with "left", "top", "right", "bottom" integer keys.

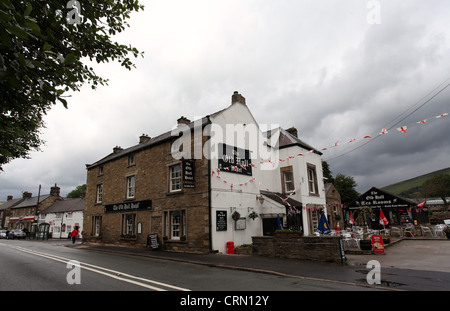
[
  {"left": 113, "top": 146, "right": 123, "bottom": 154},
  {"left": 50, "top": 183, "right": 60, "bottom": 197},
  {"left": 231, "top": 91, "right": 246, "bottom": 105},
  {"left": 139, "top": 134, "right": 151, "bottom": 144},
  {"left": 177, "top": 116, "right": 191, "bottom": 125},
  {"left": 286, "top": 127, "right": 298, "bottom": 138},
  {"left": 7, "top": 195, "right": 13, "bottom": 201},
  {"left": 23, "top": 192, "right": 32, "bottom": 199}
]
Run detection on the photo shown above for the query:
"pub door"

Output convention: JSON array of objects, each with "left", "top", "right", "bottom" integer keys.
[{"left": 262, "top": 218, "right": 278, "bottom": 236}]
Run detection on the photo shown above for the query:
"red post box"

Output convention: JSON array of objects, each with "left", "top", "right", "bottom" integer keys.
[{"left": 226, "top": 241, "right": 234, "bottom": 254}]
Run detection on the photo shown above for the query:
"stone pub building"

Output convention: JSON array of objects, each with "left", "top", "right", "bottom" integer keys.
[{"left": 83, "top": 92, "right": 327, "bottom": 253}]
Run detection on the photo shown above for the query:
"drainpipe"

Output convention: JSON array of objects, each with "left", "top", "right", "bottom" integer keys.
[{"left": 206, "top": 115, "right": 213, "bottom": 253}]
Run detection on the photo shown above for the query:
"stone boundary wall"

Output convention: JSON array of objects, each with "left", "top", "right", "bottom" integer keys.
[{"left": 252, "top": 236, "right": 344, "bottom": 263}]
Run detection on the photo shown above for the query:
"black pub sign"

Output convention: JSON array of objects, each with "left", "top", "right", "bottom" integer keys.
[
  {"left": 216, "top": 210, "right": 227, "bottom": 231},
  {"left": 218, "top": 143, "right": 252, "bottom": 176},
  {"left": 183, "top": 160, "right": 195, "bottom": 188},
  {"left": 104, "top": 199, "right": 152, "bottom": 213}
]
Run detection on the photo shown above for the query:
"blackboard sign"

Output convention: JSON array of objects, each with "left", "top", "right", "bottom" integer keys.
[
  {"left": 216, "top": 210, "right": 227, "bottom": 231},
  {"left": 218, "top": 143, "right": 252, "bottom": 176},
  {"left": 147, "top": 234, "right": 159, "bottom": 250}
]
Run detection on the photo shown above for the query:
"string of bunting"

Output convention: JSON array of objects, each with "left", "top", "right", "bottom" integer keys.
[{"left": 211, "top": 111, "right": 448, "bottom": 210}]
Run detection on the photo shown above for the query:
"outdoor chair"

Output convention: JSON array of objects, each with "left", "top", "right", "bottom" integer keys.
[
  {"left": 380, "top": 228, "right": 390, "bottom": 237},
  {"left": 434, "top": 224, "right": 446, "bottom": 237},
  {"left": 342, "top": 232, "right": 359, "bottom": 249},
  {"left": 420, "top": 225, "right": 434, "bottom": 237},
  {"left": 404, "top": 224, "right": 415, "bottom": 237},
  {"left": 390, "top": 226, "right": 402, "bottom": 237}
]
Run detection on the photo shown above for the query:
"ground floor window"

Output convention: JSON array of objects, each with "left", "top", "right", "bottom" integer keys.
[
  {"left": 91, "top": 216, "right": 102, "bottom": 237},
  {"left": 122, "top": 213, "right": 136, "bottom": 236},
  {"left": 164, "top": 210, "right": 186, "bottom": 240}
]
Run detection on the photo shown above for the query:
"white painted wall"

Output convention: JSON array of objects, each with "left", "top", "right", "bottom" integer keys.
[{"left": 40, "top": 211, "right": 84, "bottom": 239}]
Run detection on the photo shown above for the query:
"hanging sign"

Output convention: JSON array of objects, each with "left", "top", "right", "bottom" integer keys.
[
  {"left": 183, "top": 160, "right": 195, "bottom": 188},
  {"left": 218, "top": 143, "right": 252, "bottom": 176},
  {"left": 371, "top": 235, "right": 385, "bottom": 254}
]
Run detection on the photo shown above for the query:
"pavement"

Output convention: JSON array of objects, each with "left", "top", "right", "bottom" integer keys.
[{"left": 70, "top": 237, "right": 450, "bottom": 291}]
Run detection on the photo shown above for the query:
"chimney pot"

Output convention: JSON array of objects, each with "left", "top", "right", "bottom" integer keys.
[
  {"left": 232, "top": 91, "right": 246, "bottom": 105},
  {"left": 139, "top": 134, "right": 151, "bottom": 144}
]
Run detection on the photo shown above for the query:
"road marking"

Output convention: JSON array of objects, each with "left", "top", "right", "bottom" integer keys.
[{"left": 0, "top": 243, "right": 190, "bottom": 291}]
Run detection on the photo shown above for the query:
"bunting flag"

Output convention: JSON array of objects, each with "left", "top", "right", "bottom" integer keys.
[
  {"left": 417, "top": 201, "right": 425, "bottom": 208},
  {"left": 397, "top": 126, "right": 407, "bottom": 133},
  {"left": 209, "top": 111, "right": 447, "bottom": 175}
]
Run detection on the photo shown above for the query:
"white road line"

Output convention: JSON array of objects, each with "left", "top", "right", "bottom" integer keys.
[{"left": 0, "top": 244, "right": 190, "bottom": 291}]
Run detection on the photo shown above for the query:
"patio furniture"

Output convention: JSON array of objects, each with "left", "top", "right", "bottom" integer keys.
[
  {"left": 404, "top": 224, "right": 415, "bottom": 237},
  {"left": 390, "top": 226, "right": 402, "bottom": 237},
  {"left": 420, "top": 225, "right": 434, "bottom": 237},
  {"left": 434, "top": 224, "right": 446, "bottom": 237},
  {"left": 342, "top": 232, "right": 359, "bottom": 249}
]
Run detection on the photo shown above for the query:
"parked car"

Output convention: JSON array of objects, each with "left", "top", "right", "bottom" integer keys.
[
  {"left": 8, "top": 229, "right": 26, "bottom": 240},
  {"left": 0, "top": 230, "right": 7, "bottom": 239}
]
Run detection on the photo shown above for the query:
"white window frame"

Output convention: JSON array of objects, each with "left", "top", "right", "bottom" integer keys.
[
  {"left": 126, "top": 176, "right": 135, "bottom": 199},
  {"left": 169, "top": 164, "right": 182, "bottom": 192},
  {"left": 96, "top": 184, "right": 103, "bottom": 203}
]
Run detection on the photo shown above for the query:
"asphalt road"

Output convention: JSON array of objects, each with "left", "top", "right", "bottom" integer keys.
[{"left": 0, "top": 239, "right": 376, "bottom": 292}]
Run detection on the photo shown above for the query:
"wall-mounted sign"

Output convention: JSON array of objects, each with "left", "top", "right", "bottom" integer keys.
[
  {"left": 183, "top": 160, "right": 195, "bottom": 188},
  {"left": 218, "top": 143, "right": 252, "bottom": 176},
  {"left": 216, "top": 210, "right": 227, "bottom": 231},
  {"left": 104, "top": 199, "right": 152, "bottom": 213}
]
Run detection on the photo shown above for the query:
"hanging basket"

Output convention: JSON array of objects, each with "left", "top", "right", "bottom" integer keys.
[{"left": 231, "top": 211, "right": 241, "bottom": 221}]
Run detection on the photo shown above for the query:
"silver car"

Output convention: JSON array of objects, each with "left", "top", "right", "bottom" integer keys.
[{"left": 8, "top": 229, "right": 26, "bottom": 239}]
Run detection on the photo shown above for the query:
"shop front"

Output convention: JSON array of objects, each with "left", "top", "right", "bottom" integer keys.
[{"left": 345, "top": 187, "right": 428, "bottom": 228}]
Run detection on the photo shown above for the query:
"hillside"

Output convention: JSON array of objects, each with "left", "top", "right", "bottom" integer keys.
[{"left": 382, "top": 167, "right": 450, "bottom": 198}]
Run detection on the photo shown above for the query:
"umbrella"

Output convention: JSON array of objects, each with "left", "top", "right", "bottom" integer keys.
[
  {"left": 317, "top": 210, "right": 331, "bottom": 234},
  {"left": 276, "top": 214, "right": 283, "bottom": 230}
]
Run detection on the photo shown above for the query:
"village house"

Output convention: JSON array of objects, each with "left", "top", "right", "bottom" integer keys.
[
  {"left": 8, "top": 184, "right": 63, "bottom": 231},
  {"left": 0, "top": 195, "right": 24, "bottom": 229},
  {"left": 83, "top": 92, "right": 326, "bottom": 253},
  {"left": 39, "top": 198, "right": 85, "bottom": 239}
]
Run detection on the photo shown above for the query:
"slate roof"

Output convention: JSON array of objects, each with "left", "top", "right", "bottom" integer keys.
[
  {"left": 13, "top": 195, "right": 51, "bottom": 209},
  {"left": 40, "top": 198, "right": 85, "bottom": 214}
]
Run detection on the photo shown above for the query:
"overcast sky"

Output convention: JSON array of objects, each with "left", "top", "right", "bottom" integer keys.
[{"left": 1, "top": 0, "right": 449, "bottom": 200}]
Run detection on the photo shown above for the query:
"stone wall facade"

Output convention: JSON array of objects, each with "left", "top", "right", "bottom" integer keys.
[
  {"left": 83, "top": 134, "right": 211, "bottom": 253},
  {"left": 252, "top": 236, "right": 345, "bottom": 263}
]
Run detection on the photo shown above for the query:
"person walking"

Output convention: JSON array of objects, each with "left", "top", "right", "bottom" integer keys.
[{"left": 71, "top": 226, "right": 79, "bottom": 244}]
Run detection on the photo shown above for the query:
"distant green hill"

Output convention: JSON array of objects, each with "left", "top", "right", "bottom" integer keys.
[{"left": 382, "top": 167, "right": 450, "bottom": 198}]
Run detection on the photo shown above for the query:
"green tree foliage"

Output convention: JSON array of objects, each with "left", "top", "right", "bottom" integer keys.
[
  {"left": 421, "top": 174, "right": 450, "bottom": 210},
  {"left": 334, "top": 173, "right": 360, "bottom": 205},
  {"left": 0, "top": 0, "right": 144, "bottom": 170},
  {"left": 67, "top": 184, "right": 86, "bottom": 198}
]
